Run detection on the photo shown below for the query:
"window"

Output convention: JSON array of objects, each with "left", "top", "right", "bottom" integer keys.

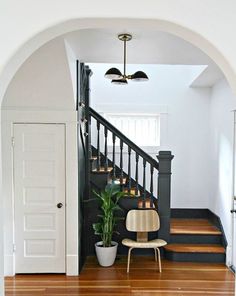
[{"left": 104, "top": 113, "right": 160, "bottom": 147}]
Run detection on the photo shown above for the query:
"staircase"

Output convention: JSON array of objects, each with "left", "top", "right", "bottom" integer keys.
[
  {"left": 77, "top": 63, "right": 173, "bottom": 264},
  {"left": 78, "top": 63, "right": 226, "bottom": 265},
  {"left": 164, "top": 211, "right": 226, "bottom": 262},
  {"left": 90, "top": 144, "right": 157, "bottom": 210},
  {"left": 80, "top": 105, "right": 174, "bottom": 257},
  {"left": 86, "top": 109, "right": 226, "bottom": 262},
  {"left": 87, "top": 107, "right": 175, "bottom": 208}
]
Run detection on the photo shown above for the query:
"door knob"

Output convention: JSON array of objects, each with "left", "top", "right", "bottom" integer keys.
[
  {"left": 230, "top": 209, "right": 236, "bottom": 213},
  {"left": 57, "top": 203, "right": 63, "bottom": 208}
]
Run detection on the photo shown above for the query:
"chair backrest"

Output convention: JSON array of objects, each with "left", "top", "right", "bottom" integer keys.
[{"left": 126, "top": 209, "right": 160, "bottom": 232}]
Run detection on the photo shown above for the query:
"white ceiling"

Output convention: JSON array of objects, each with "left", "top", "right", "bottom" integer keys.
[{"left": 64, "top": 28, "right": 224, "bottom": 87}]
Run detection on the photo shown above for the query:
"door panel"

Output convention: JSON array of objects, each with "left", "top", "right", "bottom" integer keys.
[{"left": 14, "top": 124, "right": 66, "bottom": 273}]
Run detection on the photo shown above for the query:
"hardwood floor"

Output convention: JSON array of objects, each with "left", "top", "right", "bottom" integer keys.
[{"left": 5, "top": 256, "right": 235, "bottom": 295}]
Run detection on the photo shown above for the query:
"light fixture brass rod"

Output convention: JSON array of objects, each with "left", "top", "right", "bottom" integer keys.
[{"left": 123, "top": 38, "right": 126, "bottom": 77}]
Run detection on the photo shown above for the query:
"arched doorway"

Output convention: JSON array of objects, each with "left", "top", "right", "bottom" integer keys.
[{"left": 1, "top": 17, "right": 236, "bottom": 283}]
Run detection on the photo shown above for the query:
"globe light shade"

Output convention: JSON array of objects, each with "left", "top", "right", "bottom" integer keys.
[
  {"left": 111, "top": 78, "right": 128, "bottom": 85},
  {"left": 104, "top": 68, "right": 122, "bottom": 80},
  {"left": 131, "top": 71, "right": 149, "bottom": 81}
]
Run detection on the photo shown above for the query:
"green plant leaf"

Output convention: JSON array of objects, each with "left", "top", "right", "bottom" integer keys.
[
  {"left": 92, "top": 223, "right": 103, "bottom": 235},
  {"left": 92, "top": 184, "right": 125, "bottom": 246}
]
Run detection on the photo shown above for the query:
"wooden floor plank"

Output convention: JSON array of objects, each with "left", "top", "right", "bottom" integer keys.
[{"left": 5, "top": 256, "right": 234, "bottom": 296}]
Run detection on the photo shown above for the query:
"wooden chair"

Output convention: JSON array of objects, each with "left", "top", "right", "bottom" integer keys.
[{"left": 122, "top": 209, "right": 167, "bottom": 273}]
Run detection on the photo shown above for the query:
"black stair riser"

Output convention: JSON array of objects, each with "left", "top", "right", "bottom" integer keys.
[
  {"left": 171, "top": 209, "right": 209, "bottom": 219},
  {"left": 90, "top": 173, "right": 111, "bottom": 189},
  {"left": 164, "top": 251, "right": 225, "bottom": 263},
  {"left": 170, "top": 234, "right": 223, "bottom": 245}
]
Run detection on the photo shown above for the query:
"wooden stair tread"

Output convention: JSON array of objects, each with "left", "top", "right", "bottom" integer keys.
[
  {"left": 164, "top": 244, "right": 225, "bottom": 254},
  {"left": 90, "top": 156, "right": 97, "bottom": 160},
  {"left": 170, "top": 218, "right": 222, "bottom": 235},
  {"left": 108, "top": 178, "right": 127, "bottom": 185},
  {"left": 92, "top": 167, "right": 113, "bottom": 173},
  {"left": 171, "top": 218, "right": 213, "bottom": 225}
]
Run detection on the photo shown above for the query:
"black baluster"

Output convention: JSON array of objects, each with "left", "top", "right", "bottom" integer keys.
[
  {"left": 104, "top": 127, "right": 108, "bottom": 171},
  {"left": 135, "top": 153, "right": 139, "bottom": 196},
  {"left": 143, "top": 159, "right": 146, "bottom": 202},
  {"left": 96, "top": 121, "right": 101, "bottom": 171},
  {"left": 120, "top": 140, "right": 124, "bottom": 190},
  {"left": 150, "top": 165, "right": 154, "bottom": 208},
  {"left": 128, "top": 147, "right": 132, "bottom": 195},
  {"left": 112, "top": 133, "right": 116, "bottom": 180}
]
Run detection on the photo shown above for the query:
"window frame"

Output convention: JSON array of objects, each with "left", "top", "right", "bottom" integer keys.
[{"left": 103, "top": 112, "right": 161, "bottom": 152}]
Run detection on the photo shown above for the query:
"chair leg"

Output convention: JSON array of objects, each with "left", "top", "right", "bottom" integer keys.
[
  {"left": 154, "top": 248, "right": 157, "bottom": 261},
  {"left": 127, "top": 247, "right": 133, "bottom": 273},
  {"left": 156, "top": 248, "right": 162, "bottom": 273}
]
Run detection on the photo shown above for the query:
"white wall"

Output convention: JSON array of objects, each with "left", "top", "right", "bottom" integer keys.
[
  {"left": 89, "top": 63, "right": 211, "bottom": 209},
  {"left": 1, "top": 1, "right": 236, "bottom": 96},
  {"left": 209, "top": 78, "right": 236, "bottom": 261},
  {"left": 2, "top": 38, "right": 75, "bottom": 110},
  {"left": 1, "top": 38, "right": 79, "bottom": 276},
  {"left": 65, "top": 41, "right": 77, "bottom": 106}
]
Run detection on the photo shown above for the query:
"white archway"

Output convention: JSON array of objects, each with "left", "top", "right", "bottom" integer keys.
[
  {"left": 1, "top": 17, "right": 236, "bottom": 104},
  {"left": 1, "top": 16, "right": 236, "bottom": 294}
]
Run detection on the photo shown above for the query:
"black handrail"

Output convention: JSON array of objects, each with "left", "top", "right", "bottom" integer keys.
[{"left": 89, "top": 107, "right": 159, "bottom": 170}]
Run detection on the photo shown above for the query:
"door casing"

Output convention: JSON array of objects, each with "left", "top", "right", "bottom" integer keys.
[{"left": 2, "top": 110, "right": 79, "bottom": 276}]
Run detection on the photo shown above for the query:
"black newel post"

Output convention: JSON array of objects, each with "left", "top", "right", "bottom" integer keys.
[{"left": 156, "top": 151, "right": 174, "bottom": 242}]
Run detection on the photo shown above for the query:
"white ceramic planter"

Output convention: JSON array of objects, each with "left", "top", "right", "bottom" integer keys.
[{"left": 95, "top": 241, "right": 118, "bottom": 267}]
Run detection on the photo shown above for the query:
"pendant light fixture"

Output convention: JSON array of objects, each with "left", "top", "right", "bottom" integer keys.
[{"left": 104, "top": 33, "right": 149, "bottom": 84}]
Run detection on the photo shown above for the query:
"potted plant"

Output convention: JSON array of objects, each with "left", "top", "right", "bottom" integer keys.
[{"left": 92, "top": 184, "right": 124, "bottom": 267}]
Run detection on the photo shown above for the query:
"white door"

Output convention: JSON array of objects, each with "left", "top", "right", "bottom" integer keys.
[{"left": 14, "top": 124, "right": 66, "bottom": 273}]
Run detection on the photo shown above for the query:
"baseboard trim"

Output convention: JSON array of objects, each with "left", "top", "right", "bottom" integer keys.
[
  {"left": 4, "top": 254, "right": 14, "bottom": 276},
  {"left": 229, "top": 265, "right": 235, "bottom": 274},
  {"left": 66, "top": 254, "right": 79, "bottom": 276},
  {"left": 5, "top": 254, "right": 79, "bottom": 276},
  {"left": 207, "top": 209, "right": 228, "bottom": 248}
]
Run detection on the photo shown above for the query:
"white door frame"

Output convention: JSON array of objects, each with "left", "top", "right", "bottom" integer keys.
[
  {"left": 231, "top": 111, "right": 236, "bottom": 270},
  {"left": 2, "top": 110, "right": 79, "bottom": 276}
]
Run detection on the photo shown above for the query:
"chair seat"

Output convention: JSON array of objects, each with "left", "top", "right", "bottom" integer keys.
[{"left": 122, "top": 238, "right": 167, "bottom": 248}]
